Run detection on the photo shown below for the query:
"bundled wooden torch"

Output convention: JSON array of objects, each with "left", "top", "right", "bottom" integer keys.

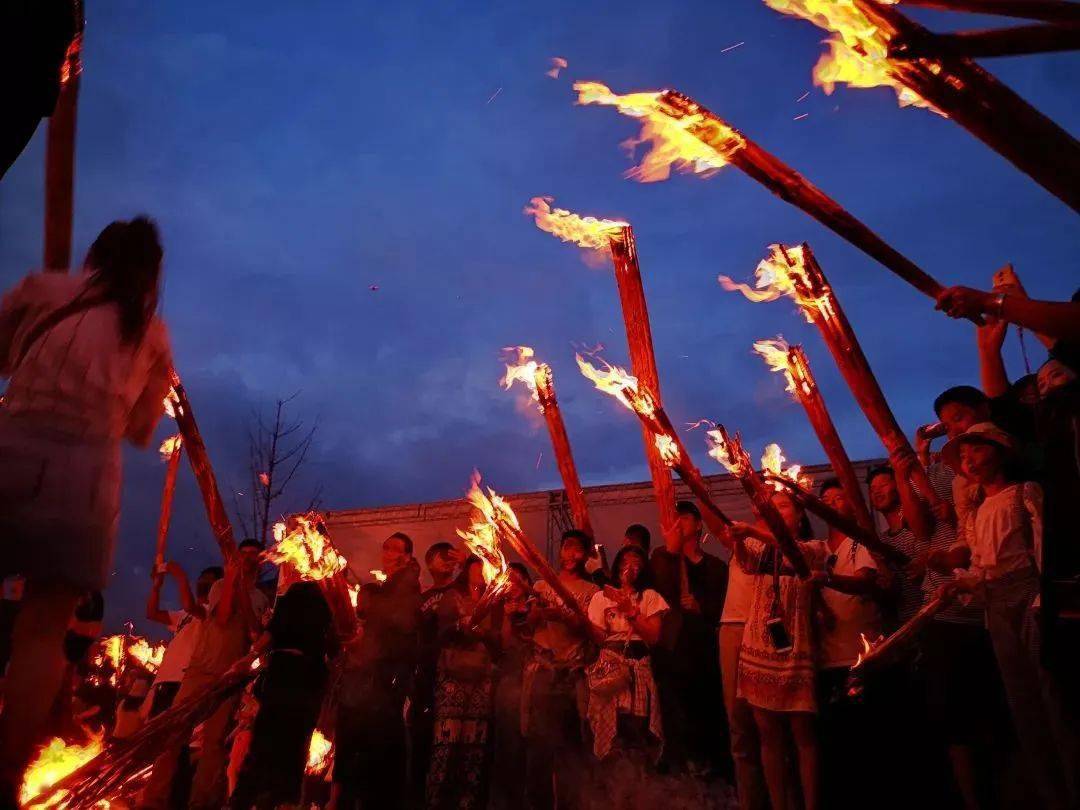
[
  {"left": 166, "top": 374, "right": 237, "bottom": 561},
  {"left": 525, "top": 198, "right": 678, "bottom": 528},
  {"left": 265, "top": 513, "right": 359, "bottom": 639},
  {"left": 501, "top": 346, "right": 593, "bottom": 537},
  {"left": 705, "top": 425, "right": 810, "bottom": 579},
  {"left": 573, "top": 81, "right": 997, "bottom": 307},
  {"left": 721, "top": 244, "right": 942, "bottom": 510},
  {"left": 456, "top": 472, "right": 517, "bottom": 628},
  {"left": 759, "top": 0, "right": 1080, "bottom": 212},
  {"left": 154, "top": 434, "right": 184, "bottom": 568},
  {"left": 464, "top": 471, "right": 593, "bottom": 628},
  {"left": 575, "top": 352, "right": 734, "bottom": 534}
]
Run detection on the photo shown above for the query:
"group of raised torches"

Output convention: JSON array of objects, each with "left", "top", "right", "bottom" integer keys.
[{"left": 16, "top": 0, "right": 1079, "bottom": 805}]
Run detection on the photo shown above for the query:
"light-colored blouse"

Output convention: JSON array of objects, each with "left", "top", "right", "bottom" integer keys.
[{"left": 0, "top": 272, "right": 172, "bottom": 445}]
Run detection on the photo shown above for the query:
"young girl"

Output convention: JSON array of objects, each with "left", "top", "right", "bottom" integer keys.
[
  {"left": 586, "top": 546, "right": 667, "bottom": 768},
  {"left": 728, "top": 492, "right": 825, "bottom": 810},
  {"left": 942, "top": 422, "right": 1078, "bottom": 810}
]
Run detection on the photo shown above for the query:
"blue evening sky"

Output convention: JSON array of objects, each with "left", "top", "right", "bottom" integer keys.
[{"left": 1, "top": 1, "right": 1077, "bottom": 630}]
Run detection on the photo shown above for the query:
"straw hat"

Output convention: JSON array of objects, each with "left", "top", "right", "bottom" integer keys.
[{"left": 941, "top": 421, "right": 1018, "bottom": 472}]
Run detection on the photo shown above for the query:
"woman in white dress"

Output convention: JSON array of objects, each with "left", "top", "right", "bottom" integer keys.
[{"left": 0, "top": 217, "right": 173, "bottom": 800}]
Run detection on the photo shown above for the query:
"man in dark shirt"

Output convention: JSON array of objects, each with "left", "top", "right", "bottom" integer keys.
[
  {"left": 334, "top": 532, "right": 421, "bottom": 810},
  {"left": 650, "top": 501, "right": 729, "bottom": 776},
  {"left": 409, "top": 541, "right": 460, "bottom": 805}
]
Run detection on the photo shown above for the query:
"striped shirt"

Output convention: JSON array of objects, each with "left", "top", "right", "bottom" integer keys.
[{"left": 923, "top": 463, "right": 983, "bottom": 625}]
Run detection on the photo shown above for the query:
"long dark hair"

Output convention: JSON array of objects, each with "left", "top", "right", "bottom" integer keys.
[
  {"left": 611, "top": 546, "right": 652, "bottom": 594},
  {"left": 84, "top": 217, "right": 163, "bottom": 344}
]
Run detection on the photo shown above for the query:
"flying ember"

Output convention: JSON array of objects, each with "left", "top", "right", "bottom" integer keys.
[
  {"left": 760, "top": 0, "right": 937, "bottom": 111},
  {"left": 524, "top": 196, "right": 627, "bottom": 251},
  {"left": 574, "top": 80, "right": 745, "bottom": 182}
]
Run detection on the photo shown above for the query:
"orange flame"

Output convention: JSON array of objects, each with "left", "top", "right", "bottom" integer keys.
[
  {"left": 705, "top": 427, "right": 745, "bottom": 475},
  {"left": 853, "top": 631, "right": 875, "bottom": 667},
  {"left": 20, "top": 732, "right": 104, "bottom": 807},
  {"left": 761, "top": 0, "right": 939, "bottom": 112},
  {"left": 719, "top": 244, "right": 834, "bottom": 323},
  {"left": 457, "top": 472, "right": 515, "bottom": 596},
  {"left": 369, "top": 569, "right": 387, "bottom": 583},
  {"left": 158, "top": 434, "right": 183, "bottom": 459},
  {"left": 753, "top": 337, "right": 797, "bottom": 395},
  {"left": 761, "top": 443, "right": 812, "bottom": 490},
  {"left": 347, "top": 583, "right": 361, "bottom": 607},
  {"left": 265, "top": 514, "right": 346, "bottom": 581},
  {"left": 500, "top": 346, "right": 546, "bottom": 402},
  {"left": 575, "top": 81, "right": 746, "bottom": 182},
  {"left": 575, "top": 353, "right": 656, "bottom": 420},
  {"left": 101, "top": 635, "right": 125, "bottom": 671},
  {"left": 127, "top": 637, "right": 167, "bottom": 672},
  {"left": 163, "top": 388, "right": 180, "bottom": 419},
  {"left": 306, "top": 729, "right": 334, "bottom": 776},
  {"left": 524, "top": 197, "right": 627, "bottom": 252},
  {"left": 654, "top": 434, "right": 681, "bottom": 466}
]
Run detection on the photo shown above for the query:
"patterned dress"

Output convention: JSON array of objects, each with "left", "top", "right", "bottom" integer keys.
[
  {"left": 737, "top": 539, "right": 827, "bottom": 714},
  {"left": 426, "top": 589, "right": 496, "bottom": 810}
]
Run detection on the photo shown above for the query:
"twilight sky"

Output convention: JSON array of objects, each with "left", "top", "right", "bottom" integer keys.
[{"left": 1, "top": 0, "right": 1077, "bottom": 631}]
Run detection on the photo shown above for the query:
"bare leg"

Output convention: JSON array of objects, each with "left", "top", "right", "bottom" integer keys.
[
  {"left": 948, "top": 745, "right": 981, "bottom": 810},
  {"left": 752, "top": 708, "right": 789, "bottom": 810},
  {"left": 790, "top": 713, "right": 819, "bottom": 810},
  {"left": 0, "top": 580, "right": 80, "bottom": 791}
]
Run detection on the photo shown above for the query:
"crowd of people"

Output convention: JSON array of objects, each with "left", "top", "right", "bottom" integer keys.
[{"left": 0, "top": 220, "right": 1078, "bottom": 810}]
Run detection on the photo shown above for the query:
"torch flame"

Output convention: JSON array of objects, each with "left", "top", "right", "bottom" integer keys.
[
  {"left": 853, "top": 631, "right": 875, "bottom": 667},
  {"left": 306, "top": 729, "right": 334, "bottom": 776},
  {"left": 719, "top": 244, "right": 835, "bottom": 323},
  {"left": 369, "top": 569, "right": 387, "bottom": 583},
  {"left": 654, "top": 433, "right": 681, "bottom": 466},
  {"left": 753, "top": 337, "right": 797, "bottom": 395},
  {"left": 126, "top": 637, "right": 167, "bottom": 672},
  {"left": 500, "top": 346, "right": 550, "bottom": 404},
  {"left": 524, "top": 196, "right": 627, "bottom": 252},
  {"left": 264, "top": 513, "right": 346, "bottom": 581},
  {"left": 575, "top": 353, "right": 656, "bottom": 419},
  {"left": 457, "top": 472, "right": 515, "bottom": 596},
  {"left": 20, "top": 732, "right": 105, "bottom": 807},
  {"left": 158, "top": 434, "right": 183, "bottom": 459},
  {"left": 761, "top": 0, "right": 939, "bottom": 112},
  {"left": 163, "top": 388, "right": 180, "bottom": 419},
  {"left": 574, "top": 81, "right": 745, "bottom": 182},
  {"left": 705, "top": 427, "right": 749, "bottom": 476},
  {"left": 760, "top": 443, "right": 812, "bottom": 491},
  {"left": 101, "top": 635, "right": 125, "bottom": 671}
]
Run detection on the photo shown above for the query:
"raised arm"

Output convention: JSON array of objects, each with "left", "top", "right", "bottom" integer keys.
[
  {"left": 938, "top": 287, "right": 1080, "bottom": 343},
  {"left": 146, "top": 569, "right": 172, "bottom": 626},
  {"left": 977, "top": 317, "right": 1010, "bottom": 399},
  {"left": 166, "top": 561, "right": 204, "bottom": 621}
]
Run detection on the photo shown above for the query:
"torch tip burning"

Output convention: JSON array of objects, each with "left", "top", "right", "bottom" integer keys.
[{"left": 525, "top": 196, "right": 628, "bottom": 252}]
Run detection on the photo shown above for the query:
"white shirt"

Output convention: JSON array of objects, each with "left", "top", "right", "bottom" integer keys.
[
  {"left": 721, "top": 561, "right": 756, "bottom": 625},
  {"left": 966, "top": 483, "right": 1042, "bottom": 582},
  {"left": 153, "top": 610, "right": 204, "bottom": 685},
  {"left": 817, "top": 536, "right": 881, "bottom": 669},
  {"left": 588, "top": 588, "right": 669, "bottom": 642}
]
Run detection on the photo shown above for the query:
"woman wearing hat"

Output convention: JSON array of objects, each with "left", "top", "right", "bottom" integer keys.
[{"left": 939, "top": 423, "right": 1078, "bottom": 810}]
